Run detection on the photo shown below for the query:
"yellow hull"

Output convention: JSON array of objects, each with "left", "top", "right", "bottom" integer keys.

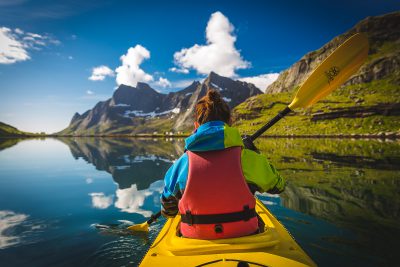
[{"left": 140, "top": 199, "right": 317, "bottom": 266}]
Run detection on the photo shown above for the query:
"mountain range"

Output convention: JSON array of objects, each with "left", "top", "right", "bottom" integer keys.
[
  {"left": 1, "top": 11, "right": 398, "bottom": 137},
  {"left": 59, "top": 72, "right": 262, "bottom": 135}
]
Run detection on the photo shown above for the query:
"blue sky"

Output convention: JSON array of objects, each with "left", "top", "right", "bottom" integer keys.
[{"left": 0, "top": 0, "right": 398, "bottom": 133}]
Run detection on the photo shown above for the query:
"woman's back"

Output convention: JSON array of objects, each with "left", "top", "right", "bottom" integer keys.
[{"left": 179, "top": 147, "right": 258, "bottom": 239}]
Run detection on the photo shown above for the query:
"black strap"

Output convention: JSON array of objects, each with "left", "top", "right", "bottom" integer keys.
[{"left": 181, "top": 205, "right": 256, "bottom": 225}]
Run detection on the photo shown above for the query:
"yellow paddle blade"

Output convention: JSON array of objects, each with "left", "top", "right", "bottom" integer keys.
[
  {"left": 127, "top": 222, "right": 149, "bottom": 232},
  {"left": 288, "top": 33, "right": 369, "bottom": 110}
]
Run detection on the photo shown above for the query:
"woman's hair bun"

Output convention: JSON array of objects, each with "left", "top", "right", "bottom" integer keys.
[
  {"left": 206, "top": 89, "right": 222, "bottom": 103},
  {"left": 194, "top": 89, "right": 231, "bottom": 125}
]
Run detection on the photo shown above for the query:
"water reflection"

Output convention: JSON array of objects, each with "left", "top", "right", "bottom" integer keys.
[
  {"left": 0, "top": 139, "right": 21, "bottom": 152},
  {"left": 58, "top": 138, "right": 184, "bottom": 217},
  {"left": 89, "top": 193, "right": 114, "bottom": 209},
  {"left": 0, "top": 210, "right": 48, "bottom": 250},
  {"left": 0, "top": 137, "right": 399, "bottom": 266},
  {"left": 59, "top": 137, "right": 183, "bottom": 190},
  {"left": 255, "top": 138, "right": 400, "bottom": 265},
  {"left": 254, "top": 138, "right": 400, "bottom": 221},
  {"left": 114, "top": 180, "right": 164, "bottom": 216},
  {"left": 0, "top": 210, "right": 29, "bottom": 249}
]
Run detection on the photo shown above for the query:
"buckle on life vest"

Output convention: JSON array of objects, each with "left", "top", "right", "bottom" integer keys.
[
  {"left": 214, "top": 224, "right": 223, "bottom": 234},
  {"left": 185, "top": 210, "right": 193, "bottom": 226}
]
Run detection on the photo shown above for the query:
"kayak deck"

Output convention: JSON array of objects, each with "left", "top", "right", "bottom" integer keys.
[{"left": 140, "top": 199, "right": 317, "bottom": 266}]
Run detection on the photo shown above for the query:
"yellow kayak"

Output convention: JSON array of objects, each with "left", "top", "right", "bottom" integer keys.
[{"left": 140, "top": 198, "right": 317, "bottom": 266}]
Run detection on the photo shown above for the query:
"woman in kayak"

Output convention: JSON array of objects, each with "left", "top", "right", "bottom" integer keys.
[{"left": 161, "top": 89, "right": 285, "bottom": 240}]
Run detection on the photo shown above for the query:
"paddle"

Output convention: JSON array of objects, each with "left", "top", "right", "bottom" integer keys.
[
  {"left": 127, "top": 33, "right": 369, "bottom": 232},
  {"left": 127, "top": 211, "right": 162, "bottom": 231},
  {"left": 243, "top": 33, "right": 369, "bottom": 145}
]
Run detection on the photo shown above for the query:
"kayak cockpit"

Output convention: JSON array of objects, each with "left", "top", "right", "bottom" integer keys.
[{"left": 141, "top": 199, "right": 317, "bottom": 267}]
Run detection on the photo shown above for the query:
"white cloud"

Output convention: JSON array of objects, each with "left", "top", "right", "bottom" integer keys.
[
  {"left": 86, "top": 90, "right": 94, "bottom": 95},
  {"left": 26, "top": 32, "right": 42, "bottom": 39},
  {"left": 0, "top": 210, "right": 28, "bottom": 249},
  {"left": 115, "top": 44, "right": 154, "bottom": 87},
  {"left": 173, "top": 11, "right": 249, "bottom": 77},
  {"left": 89, "top": 193, "right": 113, "bottom": 209},
  {"left": 155, "top": 77, "right": 171, "bottom": 88},
  {"left": 14, "top": 28, "right": 24, "bottom": 35},
  {"left": 89, "top": 65, "right": 115, "bottom": 81},
  {"left": 0, "top": 27, "right": 30, "bottom": 64},
  {"left": 0, "top": 27, "right": 60, "bottom": 64},
  {"left": 68, "top": 55, "right": 73, "bottom": 60},
  {"left": 238, "top": 73, "right": 280, "bottom": 92},
  {"left": 114, "top": 180, "right": 163, "bottom": 217},
  {"left": 169, "top": 67, "right": 189, "bottom": 74}
]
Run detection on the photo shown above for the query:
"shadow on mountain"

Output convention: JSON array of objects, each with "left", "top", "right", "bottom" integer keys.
[{"left": 58, "top": 137, "right": 185, "bottom": 190}]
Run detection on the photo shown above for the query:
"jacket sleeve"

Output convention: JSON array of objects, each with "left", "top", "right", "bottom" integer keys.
[
  {"left": 161, "top": 153, "right": 189, "bottom": 217},
  {"left": 241, "top": 148, "right": 285, "bottom": 194}
]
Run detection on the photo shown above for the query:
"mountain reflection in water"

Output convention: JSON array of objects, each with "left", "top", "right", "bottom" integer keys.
[
  {"left": 0, "top": 137, "right": 398, "bottom": 267},
  {"left": 255, "top": 138, "right": 400, "bottom": 266},
  {"left": 59, "top": 137, "right": 184, "bottom": 190},
  {"left": 58, "top": 137, "right": 185, "bottom": 218}
]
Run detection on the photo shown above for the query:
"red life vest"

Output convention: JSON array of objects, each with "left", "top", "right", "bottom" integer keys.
[{"left": 178, "top": 147, "right": 258, "bottom": 239}]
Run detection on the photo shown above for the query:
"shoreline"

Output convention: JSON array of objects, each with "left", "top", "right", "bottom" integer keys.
[{"left": 1, "top": 132, "right": 399, "bottom": 139}]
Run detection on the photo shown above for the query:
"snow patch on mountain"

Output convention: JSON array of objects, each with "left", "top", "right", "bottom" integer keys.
[
  {"left": 211, "top": 82, "right": 224, "bottom": 91},
  {"left": 112, "top": 103, "right": 130, "bottom": 107},
  {"left": 123, "top": 107, "right": 181, "bottom": 118},
  {"left": 222, "top": 97, "right": 231, "bottom": 102}
]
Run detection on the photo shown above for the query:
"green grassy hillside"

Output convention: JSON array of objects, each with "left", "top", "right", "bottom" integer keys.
[
  {"left": 233, "top": 75, "right": 400, "bottom": 136},
  {"left": 0, "top": 122, "right": 32, "bottom": 137}
]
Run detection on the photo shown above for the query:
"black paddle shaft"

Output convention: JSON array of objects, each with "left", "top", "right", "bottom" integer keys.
[
  {"left": 249, "top": 106, "right": 292, "bottom": 141},
  {"left": 146, "top": 211, "right": 162, "bottom": 224}
]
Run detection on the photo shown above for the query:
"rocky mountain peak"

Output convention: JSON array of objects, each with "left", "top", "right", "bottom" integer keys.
[
  {"left": 207, "top": 71, "right": 221, "bottom": 80},
  {"left": 111, "top": 83, "right": 161, "bottom": 111},
  {"left": 70, "top": 112, "right": 81, "bottom": 124},
  {"left": 204, "top": 71, "right": 229, "bottom": 87},
  {"left": 136, "top": 82, "right": 154, "bottom": 91},
  {"left": 179, "top": 81, "right": 201, "bottom": 94}
]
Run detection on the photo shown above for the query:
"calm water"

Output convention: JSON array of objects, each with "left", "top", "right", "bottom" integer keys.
[{"left": 0, "top": 137, "right": 399, "bottom": 267}]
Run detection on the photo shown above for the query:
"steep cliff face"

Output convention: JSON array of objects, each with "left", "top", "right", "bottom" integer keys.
[
  {"left": 233, "top": 12, "right": 400, "bottom": 136},
  {"left": 266, "top": 12, "right": 400, "bottom": 94},
  {"left": 59, "top": 72, "right": 262, "bottom": 135}
]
